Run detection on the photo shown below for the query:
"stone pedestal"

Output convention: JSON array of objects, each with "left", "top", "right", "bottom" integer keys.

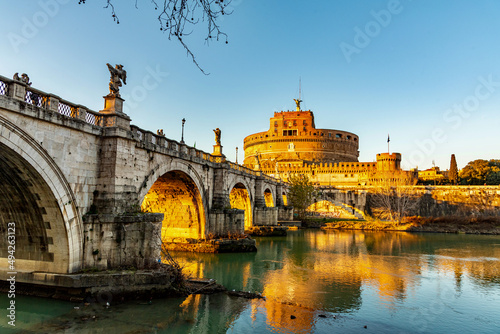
[
  {"left": 102, "top": 95, "right": 124, "bottom": 113},
  {"left": 99, "top": 95, "right": 131, "bottom": 130},
  {"left": 212, "top": 144, "right": 223, "bottom": 156},
  {"left": 8, "top": 82, "right": 27, "bottom": 101}
]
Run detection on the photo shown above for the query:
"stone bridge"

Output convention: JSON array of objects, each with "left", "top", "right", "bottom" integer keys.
[{"left": 0, "top": 75, "right": 292, "bottom": 278}]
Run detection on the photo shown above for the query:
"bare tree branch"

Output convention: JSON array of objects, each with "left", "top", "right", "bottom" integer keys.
[{"left": 78, "top": 0, "right": 232, "bottom": 74}]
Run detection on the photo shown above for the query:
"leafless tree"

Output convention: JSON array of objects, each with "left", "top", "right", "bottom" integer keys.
[
  {"left": 79, "top": 0, "right": 233, "bottom": 74},
  {"left": 369, "top": 171, "right": 420, "bottom": 223}
]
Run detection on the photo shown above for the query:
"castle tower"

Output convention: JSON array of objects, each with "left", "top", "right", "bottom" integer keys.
[
  {"left": 243, "top": 99, "right": 359, "bottom": 171},
  {"left": 376, "top": 153, "right": 401, "bottom": 171}
]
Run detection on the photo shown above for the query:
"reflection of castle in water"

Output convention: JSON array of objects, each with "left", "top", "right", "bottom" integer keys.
[{"left": 168, "top": 232, "right": 500, "bottom": 333}]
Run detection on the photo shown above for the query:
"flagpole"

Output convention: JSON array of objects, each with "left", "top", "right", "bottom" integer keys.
[{"left": 387, "top": 134, "right": 390, "bottom": 154}]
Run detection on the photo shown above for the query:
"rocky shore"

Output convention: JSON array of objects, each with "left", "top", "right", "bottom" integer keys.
[{"left": 321, "top": 216, "right": 500, "bottom": 234}]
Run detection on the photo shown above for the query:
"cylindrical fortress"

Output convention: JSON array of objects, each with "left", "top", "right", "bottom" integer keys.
[
  {"left": 376, "top": 153, "right": 401, "bottom": 171},
  {"left": 243, "top": 109, "right": 359, "bottom": 169}
]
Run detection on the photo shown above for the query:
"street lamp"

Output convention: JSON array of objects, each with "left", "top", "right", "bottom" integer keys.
[{"left": 181, "top": 118, "right": 186, "bottom": 144}]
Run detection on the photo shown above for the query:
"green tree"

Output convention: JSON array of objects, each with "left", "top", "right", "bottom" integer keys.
[
  {"left": 287, "top": 174, "right": 315, "bottom": 220},
  {"left": 449, "top": 154, "right": 458, "bottom": 185},
  {"left": 459, "top": 159, "right": 500, "bottom": 185}
]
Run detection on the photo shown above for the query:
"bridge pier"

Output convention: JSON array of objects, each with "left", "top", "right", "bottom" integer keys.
[{"left": 82, "top": 213, "right": 163, "bottom": 270}]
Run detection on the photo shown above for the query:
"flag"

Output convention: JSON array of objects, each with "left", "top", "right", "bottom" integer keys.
[{"left": 387, "top": 134, "right": 390, "bottom": 143}]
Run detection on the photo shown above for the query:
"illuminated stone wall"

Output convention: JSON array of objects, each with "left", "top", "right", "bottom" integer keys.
[
  {"left": 243, "top": 110, "right": 359, "bottom": 169},
  {"left": 230, "top": 185, "right": 253, "bottom": 229},
  {"left": 141, "top": 171, "right": 205, "bottom": 242},
  {"left": 264, "top": 189, "right": 274, "bottom": 207}
]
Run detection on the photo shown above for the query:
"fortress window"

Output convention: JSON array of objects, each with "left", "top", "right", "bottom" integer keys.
[
  {"left": 336, "top": 134, "right": 342, "bottom": 138},
  {"left": 293, "top": 121, "right": 297, "bottom": 126},
  {"left": 303, "top": 127, "right": 306, "bottom": 131},
  {"left": 282, "top": 130, "right": 297, "bottom": 136},
  {"left": 354, "top": 138, "right": 358, "bottom": 141},
  {"left": 329, "top": 133, "right": 332, "bottom": 137},
  {"left": 347, "top": 135, "right": 352, "bottom": 140},
  {"left": 303, "top": 120, "right": 307, "bottom": 125},
  {"left": 274, "top": 121, "right": 278, "bottom": 127}
]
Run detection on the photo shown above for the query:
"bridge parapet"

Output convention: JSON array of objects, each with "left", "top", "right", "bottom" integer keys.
[
  {"left": 0, "top": 75, "right": 103, "bottom": 126},
  {"left": 0, "top": 74, "right": 239, "bottom": 169}
]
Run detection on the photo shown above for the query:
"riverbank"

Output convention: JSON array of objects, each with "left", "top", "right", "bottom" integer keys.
[{"left": 321, "top": 216, "right": 500, "bottom": 234}]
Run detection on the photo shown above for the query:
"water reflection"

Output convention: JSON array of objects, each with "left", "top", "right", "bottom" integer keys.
[
  {"left": 3, "top": 231, "right": 499, "bottom": 333},
  {"left": 170, "top": 230, "right": 500, "bottom": 333}
]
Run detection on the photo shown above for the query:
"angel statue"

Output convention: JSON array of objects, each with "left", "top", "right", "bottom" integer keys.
[
  {"left": 13, "top": 73, "right": 32, "bottom": 86},
  {"left": 293, "top": 98, "right": 302, "bottom": 111},
  {"left": 213, "top": 128, "right": 221, "bottom": 145},
  {"left": 106, "top": 63, "right": 127, "bottom": 97}
]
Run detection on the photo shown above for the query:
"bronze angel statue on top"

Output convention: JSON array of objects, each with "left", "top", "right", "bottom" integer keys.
[{"left": 106, "top": 63, "right": 126, "bottom": 97}]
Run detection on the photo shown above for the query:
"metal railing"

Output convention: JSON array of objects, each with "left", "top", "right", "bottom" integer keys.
[
  {"left": 0, "top": 74, "right": 103, "bottom": 127},
  {"left": 0, "top": 80, "right": 8, "bottom": 96}
]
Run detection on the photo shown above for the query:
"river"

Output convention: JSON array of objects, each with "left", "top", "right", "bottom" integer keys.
[{"left": 2, "top": 230, "right": 500, "bottom": 333}]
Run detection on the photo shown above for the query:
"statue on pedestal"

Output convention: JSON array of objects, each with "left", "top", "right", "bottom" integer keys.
[
  {"left": 213, "top": 128, "right": 221, "bottom": 145},
  {"left": 106, "top": 63, "right": 127, "bottom": 97},
  {"left": 13, "top": 73, "right": 32, "bottom": 86},
  {"left": 293, "top": 98, "right": 302, "bottom": 111}
]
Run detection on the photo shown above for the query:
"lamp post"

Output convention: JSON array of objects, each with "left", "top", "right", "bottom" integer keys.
[
  {"left": 235, "top": 147, "right": 238, "bottom": 164},
  {"left": 181, "top": 118, "right": 186, "bottom": 144}
]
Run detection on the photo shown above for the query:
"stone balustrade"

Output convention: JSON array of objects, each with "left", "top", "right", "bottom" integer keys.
[
  {"left": 0, "top": 74, "right": 281, "bottom": 173},
  {"left": 0, "top": 75, "right": 103, "bottom": 126}
]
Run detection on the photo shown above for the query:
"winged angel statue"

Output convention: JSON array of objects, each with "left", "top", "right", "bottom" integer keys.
[{"left": 106, "top": 63, "right": 127, "bottom": 97}]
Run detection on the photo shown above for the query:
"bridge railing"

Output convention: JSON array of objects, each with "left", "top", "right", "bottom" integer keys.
[
  {"left": 0, "top": 76, "right": 9, "bottom": 96},
  {"left": 130, "top": 124, "right": 222, "bottom": 164},
  {"left": 0, "top": 74, "right": 284, "bottom": 183},
  {"left": 0, "top": 74, "right": 103, "bottom": 127}
]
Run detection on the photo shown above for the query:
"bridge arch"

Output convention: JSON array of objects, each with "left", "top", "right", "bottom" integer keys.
[
  {"left": 282, "top": 190, "right": 288, "bottom": 206},
  {"left": 0, "top": 116, "right": 82, "bottom": 273},
  {"left": 229, "top": 182, "right": 253, "bottom": 229},
  {"left": 140, "top": 163, "right": 208, "bottom": 242},
  {"left": 264, "top": 187, "right": 275, "bottom": 207}
]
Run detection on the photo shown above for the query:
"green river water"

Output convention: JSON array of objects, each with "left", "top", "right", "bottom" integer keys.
[{"left": 1, "top": 229, "right": 500, "bottom": 333}]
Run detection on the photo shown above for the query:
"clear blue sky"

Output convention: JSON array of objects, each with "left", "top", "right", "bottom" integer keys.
[{"left": 1, "top": 0, "right": 499, "bottom": 169}]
